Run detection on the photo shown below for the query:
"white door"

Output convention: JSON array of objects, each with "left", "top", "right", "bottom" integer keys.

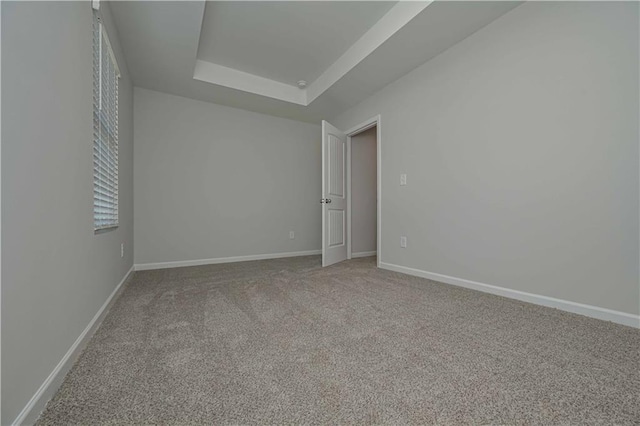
[{"left": 322, "top": 120, "right": 348, "bottom": 267}]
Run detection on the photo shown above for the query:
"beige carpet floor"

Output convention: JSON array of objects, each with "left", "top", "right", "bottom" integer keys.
[{"left": 37, "top": 256, "right": 639, "bottom": 425}]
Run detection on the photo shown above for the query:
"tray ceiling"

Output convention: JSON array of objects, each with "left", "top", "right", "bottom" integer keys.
[
  {"left": 198, "top": 2, "right": 396, "bottom": 86},
  {"left": 110, "top": 1, "right": 522, "bottom": 122}
]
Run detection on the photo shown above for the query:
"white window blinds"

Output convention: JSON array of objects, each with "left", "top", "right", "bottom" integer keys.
[{"left": 93, "top": 12, "right": 120, "bottom": 230}]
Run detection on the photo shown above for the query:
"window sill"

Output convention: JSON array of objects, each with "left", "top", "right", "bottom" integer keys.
[{"left": 94, "top": 224, "right": 119, "bottom": 234}]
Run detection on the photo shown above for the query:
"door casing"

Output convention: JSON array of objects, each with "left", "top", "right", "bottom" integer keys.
[{"left": 345, "top": 115, "right": 382, "bottom": 268}]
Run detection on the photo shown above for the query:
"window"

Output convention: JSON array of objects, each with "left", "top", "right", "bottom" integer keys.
[{"left": 93, "top": 11, "right": 120, "bottom": 230}]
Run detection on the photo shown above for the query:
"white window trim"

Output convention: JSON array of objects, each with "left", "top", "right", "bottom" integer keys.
[{"left": 93, "top": 11, "right": 121, "bottom": 232}]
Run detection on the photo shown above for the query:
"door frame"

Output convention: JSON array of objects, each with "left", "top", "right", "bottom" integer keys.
[{"left": 345, "top": 115, "right": 381, "bottom": 267}]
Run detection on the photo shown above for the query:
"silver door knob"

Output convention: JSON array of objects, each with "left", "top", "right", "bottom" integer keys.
[{"left": 320, "top": 198, "right": 332, "bottom": 204}]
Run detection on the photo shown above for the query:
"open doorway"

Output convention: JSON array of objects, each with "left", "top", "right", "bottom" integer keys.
[
  {"left": 347, "top": 125, "right": 378, "bottom": 262},
  {"left": 321, "top": 116, "right": 381, "bottom": 268}
]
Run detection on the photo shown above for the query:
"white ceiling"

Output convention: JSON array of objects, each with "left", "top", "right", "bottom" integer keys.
[
  {"left": 197, "top": 2, "right": 396, "bottom": 86},
  {"left": 109, "top": 1, "right": 522, "bottom": 123}
]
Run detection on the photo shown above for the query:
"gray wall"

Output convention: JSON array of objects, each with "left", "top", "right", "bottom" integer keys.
[
  {"left": 351, "top": 127, "right": 377, "bottom": 254},
  {"left": 333, "top": 2, "right": 640, "bottom": 315},
  {"left": 134, "top": 88, "right": 321, "bottom": 265},
  {"left": 1, "top": 2, "right": 134, "bottom": 423}
]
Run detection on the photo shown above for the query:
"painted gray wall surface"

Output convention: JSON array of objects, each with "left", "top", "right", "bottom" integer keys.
[
  {"left": 333, "top": 2, "right": 640, "bottom": 315},
  {"left": 351, "top": 127, "right": 377, "bottom": 254},
  {"left": 1, "top": 2, "right": 134, "bottom": 423},
  {"left": 134, "top": 88, "right": 321, "bottom": 265}
]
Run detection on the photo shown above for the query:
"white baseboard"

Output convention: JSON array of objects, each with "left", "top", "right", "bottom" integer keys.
[
  {"left": 13, "top": 266, "right": 135, "bottom": 426},
  {"left": 135, "top": 249, "right": 322, "bottom": 271},
  {"left": 379, "top": 262, "right": 640, "bottom": 329},
  {"left": 352, "top": 251, "right": 377, "bottom": 258}
]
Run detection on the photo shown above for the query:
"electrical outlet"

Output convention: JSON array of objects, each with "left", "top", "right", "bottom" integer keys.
[
  {"left": 289, "top": 231, "right": 295, "bottom": 239},
  {"left": 121, "top": 243, "right": 124, "bottom": 258},
  {"left": 400, "top": 236, "right": 407, "bottom": 248},
  {"left": 400, "top": 174, "right": 407, "bottom": 186}
]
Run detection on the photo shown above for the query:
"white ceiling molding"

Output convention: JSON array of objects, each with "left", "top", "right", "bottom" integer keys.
[
  {"left": 191, "top": 1, "right": 430, "bottom": 107},
  {"left": 305, "top": 1, "right": 431, "bottom": 104},
  {"left": 110, "top": 1, "right": 523, "bottom": 122},
  {"left": 194, "top": 60, "right": 307, "bottom": 105}
]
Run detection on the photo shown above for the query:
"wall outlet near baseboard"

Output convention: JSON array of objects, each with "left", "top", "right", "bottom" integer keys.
[
  {"left": 400, "top": 173, "right": 407, "bottom": 186},
  {"left": 400, "top": 236, "right": 407, "bottom": 248},
  {"left": 121, "top": 243, "right": 124, "bottom": 258},
  {"left": 289, "top": 231, "right": 295, "bottom": 239}
]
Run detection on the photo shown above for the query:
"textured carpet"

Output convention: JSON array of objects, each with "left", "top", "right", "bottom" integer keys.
[{"left": 37, "top": 256, "right": 639, "bottom": 425}]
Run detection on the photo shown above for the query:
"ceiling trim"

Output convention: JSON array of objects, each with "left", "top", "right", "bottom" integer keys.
[
  {"left": 194, "top": 60, "right": 307, "bottom": 105},
  {"left": 306, "top": 1, "right": 431, "bottom": 104},
  {"left": 192, "top": 1, "right": 432, "bottom": 106}
]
